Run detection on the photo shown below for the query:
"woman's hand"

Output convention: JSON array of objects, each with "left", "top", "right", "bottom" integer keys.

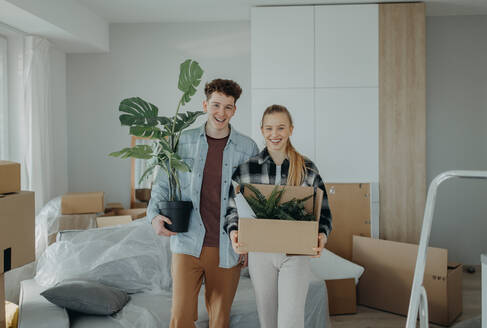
[
  {"left": 312, "top": 233, "right": 327, "bottom": 258},
  {"left": 230, "top": 230, "right": 248, "bottom": 255}
]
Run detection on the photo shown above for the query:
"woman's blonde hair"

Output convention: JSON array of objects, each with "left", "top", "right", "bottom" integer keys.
[{"left": 261, "top": 105, "right": 306, "bottom": 186}]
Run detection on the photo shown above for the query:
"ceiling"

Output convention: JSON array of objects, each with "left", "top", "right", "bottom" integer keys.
[{"left": 76, "top": 0, "right": 487, "bottom": 22}]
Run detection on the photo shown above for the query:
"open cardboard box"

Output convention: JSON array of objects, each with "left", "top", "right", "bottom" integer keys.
[
  {"left": 238, "top": 184, "right": 323, "bottom": 255},
  {"left": 61, "top": 192, "right": 104, "bottom": 215},
  {"left": 0, "top": 161, "right": 20, "bottom": 195},
  {"left": 353, "top": 236, "right": 462, "bottom": 326},
  {"left": 0, "top": 192, "right": 35, "bottom": 274}
]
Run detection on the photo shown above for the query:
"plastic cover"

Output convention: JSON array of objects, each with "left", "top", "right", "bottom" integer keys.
[
  {"left": 35, "top": 196, "right": 61, "bottom": 259},
  {"left": 35, "top": 220, "right": 172, "bottom": 293}
]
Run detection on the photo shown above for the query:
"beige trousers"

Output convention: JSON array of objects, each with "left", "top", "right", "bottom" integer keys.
[{"left": 170, "top": 247, "right": 241, "bottom": 328}]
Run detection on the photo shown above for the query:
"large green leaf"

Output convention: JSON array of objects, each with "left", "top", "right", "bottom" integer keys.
[
  {"left": 119, "top": 97, "right": 159, "bottom": 127},
  {"left": 109, "top": 145, "right": 152, "bottom": 159},
  {"left": 178, "top": 60, "right": 203, "bottom": 106},
  {"left": 129, "top": 125, "right": 164, "bottom": 138},
  {"left": 172, "top": 111, "right": 206, "bottom": 133}
]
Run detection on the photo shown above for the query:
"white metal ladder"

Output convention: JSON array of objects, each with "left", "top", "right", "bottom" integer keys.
[{"left": 406, "top": 170, "right": 487, "bottom": 328}]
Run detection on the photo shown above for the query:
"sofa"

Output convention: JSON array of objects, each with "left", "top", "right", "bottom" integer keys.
[{"left": 18, "top": 220, "right": 331, "bottom": 328}]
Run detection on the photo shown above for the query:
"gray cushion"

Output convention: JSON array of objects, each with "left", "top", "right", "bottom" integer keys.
[{"left": 40, "top": 280, "right": 130, "bottom": 315}]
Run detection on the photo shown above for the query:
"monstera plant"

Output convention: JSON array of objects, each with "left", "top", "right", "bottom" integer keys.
[{"left": 110, "top": 59, "right": 205, "bottom": 231}]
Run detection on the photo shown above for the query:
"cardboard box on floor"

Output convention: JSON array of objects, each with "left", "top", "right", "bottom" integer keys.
[
  {"left": 115, "top": 208, "right": 146, "bottom": 220},
  {"left": 325, "top": 278, "right": 357, "bottom": 315},
  {"left": 0, "top": 192, "right": 35, "bottom": 274},
  {"left": 47, "top": 214, "right": 98, "bottom": 245},
  {"left": 61, "top": 192, "right": 104, "bottom": 215},
  {"left": 96, "top": 215, "right": 132, "bottom": 228},
  {"left": 353, "top": 236, "right": 462, "bottom": 326},
  {"left": 0, "top": 161, "right": 20, "bottom": 195},
  {"left": 324, "top": 183, "right": 371, "bottom": 261},
  {"left": 238, "top": 184, "right": 323, "bottom": 255},
  {"left": 105, "top": 202, "right": 124, "bottom": 213}
]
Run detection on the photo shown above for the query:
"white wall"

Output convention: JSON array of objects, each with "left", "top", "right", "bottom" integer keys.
[
  {"left": 66, "top": 22, "right": 251, "bottom": 207},
  {"left": 426, "top": 15, "right": 487, "bottom": 264}
]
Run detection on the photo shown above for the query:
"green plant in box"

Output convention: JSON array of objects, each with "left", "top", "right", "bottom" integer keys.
[{"left": 243, "top": 184, "right": 315, "bottom": 221}]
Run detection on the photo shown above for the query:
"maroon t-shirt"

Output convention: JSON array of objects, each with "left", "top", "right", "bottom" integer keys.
[{"left": 200, "top": 134, "right": 229, "bottom": 247}]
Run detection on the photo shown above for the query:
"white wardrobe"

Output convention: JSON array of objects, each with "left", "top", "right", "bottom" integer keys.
[{"left": 250, "top": 3, "right": 426, "bottom": 243}]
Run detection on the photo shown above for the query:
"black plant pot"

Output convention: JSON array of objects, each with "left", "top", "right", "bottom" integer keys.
[{"left": 158, "top": 201, "right": 193, "bottom": 232}]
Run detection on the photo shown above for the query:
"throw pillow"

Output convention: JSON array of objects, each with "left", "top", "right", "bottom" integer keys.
[{"left": 41, "top": 280, "right": 130, "bottom": 315}]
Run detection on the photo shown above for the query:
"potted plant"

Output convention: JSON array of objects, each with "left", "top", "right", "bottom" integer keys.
[{"left": 110, "top": 59, "right": 205, "bottom": 232}]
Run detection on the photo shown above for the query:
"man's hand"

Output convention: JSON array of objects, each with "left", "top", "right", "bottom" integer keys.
[
  {"left": 230, "top": 230, "right": 247, "bottom": 255},
  {"left": 312, "top": 233, "right": 327, "bottom": 258},
  {"left": 151, "top": 215, "right": 177, "bottom": 237}
]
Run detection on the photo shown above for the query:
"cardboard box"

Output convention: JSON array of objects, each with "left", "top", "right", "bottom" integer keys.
[
  {"left": 105, "top": 202, "right": 124, "bottom": 213},
  {"left": 61, "top": 192, "right": 104, "bottom": 214},
  {"left": 115, "top": 208, "right": 146, "bottom": 220},
  {"left": 135, "top": 188, "right": 151, "bottom": 202},
  {"left": 325, "top": 183, "right": 371, "bottom": 260},
  {"left": 238, "top": 184, "right": 323, "bottom": 255},
  {"left": 325, "top": 278, "right": 357, "bottom": 315},
  {"left": 0, "top": 192, "right": 35, "bottom": 274},
  {"left": 0, "top": 161, "right": 20, "bottom": 194},
  {"left": 131, "top": 201, "right": 148, "bottom": 209},
  {"left": 96, "top": 215, "right": 132, "bottom": 228},
  {"left": 352, "top": 236, "right": 462, "bottom": 326},
  {"left": 47, "top": 214, "right": 97, "bottom": 245},
  {"left": 0, "top": 274, "right": 5, "bottom": 327}
]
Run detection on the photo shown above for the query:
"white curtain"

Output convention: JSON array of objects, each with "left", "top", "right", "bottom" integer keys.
[
  {"left": 0, "top": 36, "right": 8, "bottom": 159},
  {"left": 23, "top": 36, "right": 52, "bottom": 212}
]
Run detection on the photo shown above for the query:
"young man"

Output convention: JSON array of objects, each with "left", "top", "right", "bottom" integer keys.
[{"left": 146, "top": 79, "right": 259, "bottom": 328}]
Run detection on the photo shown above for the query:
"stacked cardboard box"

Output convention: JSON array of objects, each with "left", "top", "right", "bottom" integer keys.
[
  {"left": 0, "top": 162, "right": 35, "bottom": 326},
  {"left": 353, "top": 236, "right": 462, "bottom": 326},
  {"left": 61, "top": 192, "right": 104, "bottom": 215},
  {"left": 0, "top": 161, "right": 20, "bottom": 194}
]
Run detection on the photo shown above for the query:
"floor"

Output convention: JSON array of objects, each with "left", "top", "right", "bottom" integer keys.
[{"left": 330, "top": 266, "right": 482, "bottom": 328}]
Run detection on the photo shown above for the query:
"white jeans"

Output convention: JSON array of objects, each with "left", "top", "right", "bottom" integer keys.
[{"left": 248, "top": 252, "right": 311, "bottom": 328}]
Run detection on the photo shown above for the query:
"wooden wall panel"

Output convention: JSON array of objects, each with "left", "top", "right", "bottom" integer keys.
[{"left": 379, "top": 3, "right": 426, "bottom": 243}]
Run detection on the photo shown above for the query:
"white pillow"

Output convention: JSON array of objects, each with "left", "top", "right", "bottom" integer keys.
[{"left": 310, "top": 249, "right": 364, "bottom": 284}]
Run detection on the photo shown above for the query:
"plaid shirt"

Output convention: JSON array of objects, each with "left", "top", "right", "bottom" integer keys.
[{"left": 224, "top": 148, "right": 332, "bottom": 236}]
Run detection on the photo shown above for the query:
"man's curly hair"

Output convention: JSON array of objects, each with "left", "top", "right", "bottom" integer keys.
[{"left": 204, "top": 79, "right": 242, "bottom": 103}]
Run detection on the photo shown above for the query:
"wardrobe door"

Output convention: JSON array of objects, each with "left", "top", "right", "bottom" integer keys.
[
  {"left": 251, "top": 89, "right": 315, "bottom": 161},
  {"left": 315, "top": 4, "right": 378, "bottom": 88},
  {"left": 251, "top": 6, "right": 314, "bottom": 89},
  {"left": 314, "top": 88, "right": 378, "bottom": 183}
]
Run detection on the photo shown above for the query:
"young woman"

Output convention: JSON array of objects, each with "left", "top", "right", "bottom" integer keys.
[{"left": 224, "top": 104, "right": 332, "bottom": 328}]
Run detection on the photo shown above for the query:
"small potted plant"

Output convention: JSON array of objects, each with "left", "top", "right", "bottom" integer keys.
[{"left": 110, "top": 59, "right": 205, "bottom": 232}]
